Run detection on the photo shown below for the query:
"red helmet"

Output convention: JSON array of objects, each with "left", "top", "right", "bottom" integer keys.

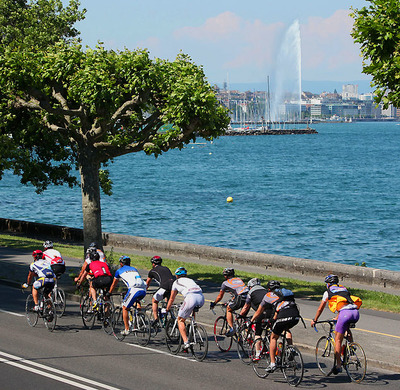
[
  {"left": 151, "top": 256, "right": 162, "bottom": 265},
  {"left": 32, "top": 250, "right": 43, "bottom": 261}
]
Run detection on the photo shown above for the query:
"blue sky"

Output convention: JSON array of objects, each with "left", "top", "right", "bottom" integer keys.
[{"left": 76, "top": 1, "right": 371, "bottom": 90}]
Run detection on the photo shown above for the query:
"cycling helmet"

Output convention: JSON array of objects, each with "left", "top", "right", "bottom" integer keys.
[
  {"left": 89, "top": 251, "right": 100, "bottom": 261},
  {"left": 88, "top": 242, "right": 98, "bottom": 249},
  {"left": 267, "top": 280, "right": 281, "bottom": 291},
  {"left": 324, "top": 274, "right": 339, "bottom": 285},
  {"left": 222, "top": 267, "right": 235, "bottom": 277},
  {"left": 32, "top": 250, "right": 43, "bottom": 261},
  {"left": 247, "top": 278, "right": 260, "bottom": 288},
  {"left": 151, "top": 256, "right": 162, "bottom": 265},
  {"left": 43, "top": 240, "right": 53, "bottom": 249},
  {"left": 175, "top": 267, "right": 187, "bottom": 276},
  {"left": 119, "top": 256, "right": 131, "bottom": 266}
]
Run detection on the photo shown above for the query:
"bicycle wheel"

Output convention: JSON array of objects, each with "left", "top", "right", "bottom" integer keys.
[
  {"left": 102, "top": 301, "right": 114, "bottom": 335},
  {"left": 315, "top": 336, "right": 335, "bottom": 376},
  {"left": 165, "top": 318, "right": 181, "bottom": 354},
  {"left": 132, "top": 312, "right": 151, "bottom": 346},
  {"left": 81, "top": 295, "right": 96, "bottom": 329},
  {"left": 237, "top": 327, "right": 254, "bottom": 364},
  {"left": 190, "top": 324, "right": 208, "bottom": 361},
  {"left": 52, "top": 288, "right": 66, "bottom": 318},
  {"left": 282, "top": 345, "right": 304, "bottom": 387},
  {"left": 344, "top": 342, "right": 367, "bottom": 383},
  {"left": 43, "top": 298, "right": 57, "bottom": 332},
  {"left": 112, "top": 307, "right": 126, "bottom": 341},
  {"left": 25, "top": 294, "right": 39, "bottom": 327},
  {"left": 213, "top": 316, "right": 233, "bottom": 352},
  {"left": 252, "top": 340, "right": 270, "bottom": 378}
]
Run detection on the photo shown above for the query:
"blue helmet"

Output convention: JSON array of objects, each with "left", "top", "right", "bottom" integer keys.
[
  {"left": 119, "top": 256, "right": 131, "bottom": 266},
  {"left": 175, "top": 267, "right": 187, "bottom": 276},
  {"left": 324, "top": 274, "right": 339, "bottom": 285}
]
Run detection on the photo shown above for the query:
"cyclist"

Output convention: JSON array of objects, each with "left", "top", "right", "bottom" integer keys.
[
  {"left": 210, "top": 268, "right": 249, "bottom": 336},
  {"left": 166, "top": 267, "right": 204, "bottom": 350},
  {"left": 22, "top": 250, "right": 56, "bottom": 312},
  {"left": 311, "top": 274, "right": 361, "bottom": 375},
  {"left": 74, "top": 242, "right": 106, "bottom": 284},
  {"left": 76, "top": 250, "right": 113, "bottom": 311},
  {"left": 42, "top": 240, "right": 65, "bottom": 277},
  {"left": 251, "top": 280, "right": 299, "bottom": 373},
  {"left": 107, "top": 256, "right": 147, "bottom": 336},
  {"left": 145, "top": 256, "right": 174, "bottom": 327},
  {"left": 239, "top": 278, "right": 273, "bottom": 361}
]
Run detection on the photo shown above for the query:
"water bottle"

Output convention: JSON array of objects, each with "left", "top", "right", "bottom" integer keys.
[{"left": 277, "top": 341, "right": 283, "bottom": 357}]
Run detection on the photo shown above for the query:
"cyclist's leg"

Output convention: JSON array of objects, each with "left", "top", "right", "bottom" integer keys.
[
  {"left": 124, "top": 288, "right": 146, "bottom": 331},
  {"left": 152, "top": 288, "right": 165, "bottom": 321},
  {"left": 32, "top": 278, "right": 44, "bottom": 306},
  {"left": 177, "top": 296, "right": 195, "bottom": 345},
  {"left": 286, "top": 329, "right": 293, "bottom": 345}
]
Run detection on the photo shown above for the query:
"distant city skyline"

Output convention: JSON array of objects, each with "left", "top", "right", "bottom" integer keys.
[{"left": 76, "top": 1, "right": 372, "bottom": 88}]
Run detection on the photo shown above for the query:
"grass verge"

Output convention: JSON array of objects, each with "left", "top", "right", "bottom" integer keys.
[{"left": 1, "top": 233, "right": 399, "bottom": 312}]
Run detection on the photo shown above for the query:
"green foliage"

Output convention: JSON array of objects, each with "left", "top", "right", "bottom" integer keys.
[{"left": 351, "top": 0, "right": 400, "bottom": 108}]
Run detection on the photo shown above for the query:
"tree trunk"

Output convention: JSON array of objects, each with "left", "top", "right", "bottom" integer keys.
[{"left": 78, "top": 149, "right": 103, "bottom": 251}]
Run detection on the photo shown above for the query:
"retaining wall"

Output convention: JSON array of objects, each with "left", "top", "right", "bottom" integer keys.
[{"left": 2, "top": 217, "right": 400, "bottom": 289}]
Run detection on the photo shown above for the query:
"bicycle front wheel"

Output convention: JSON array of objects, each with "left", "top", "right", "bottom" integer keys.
[
  {"left": 111, "top": 307, "right": 126, "bottom": 341},
  {"left": 236, "top": 327, "right": 254, "bottom": 364},
  {"left": 213, "top": 316, "right": 233, "bottom": 352},
  {"left": 344, "top": 342, "right": 367, "bottom": 383},
  {"left": 251, "top": 340, "right": 270, "bottom": 378},
  {"left": 81, "top": 295, "right": 96, "bottom": 329},
  {"left": 132, "top": 312, "right": 151, "bottom": 346},
  {"left": 165, "top": 318, "right": 181, "bottom": 354},
  {"left": 52, "top": 288, "right": 66, "bottom": 318},
  {"left": 282, "top": 345, "right": 304, "bottom": 387},
  {"left": 190, "top": 324, "right": 208, "bottom": 361},
  {"left": 43, "top": 298, "right": 57, "bottom": 332},
  {"left": 25, "top": 294, "right": 39, "bottom": 327},
  {"left": 102, "top": 301, "right": 114, "bottom": 335},
  {"left": 315, "top": 335, "right": 335, "bottom": 376}
]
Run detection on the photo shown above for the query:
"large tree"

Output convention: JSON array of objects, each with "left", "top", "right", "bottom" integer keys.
[
  {"left": 351, "top": 0, "right": 400, "bottom": 108},
  {"left": 0, "top": 3, "right": 230, "bottom": 248}
]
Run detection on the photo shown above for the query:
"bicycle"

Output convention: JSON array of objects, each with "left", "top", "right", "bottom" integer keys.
[
  {"left": 145, "top": 300, "right": 179, "bottom": 338},
  {"left": 51, "top": 274, "right": 66, "bottom": 318},
  {"left": 25, "top": 286, "right": 57, "bottom": 332},
  {"left": 252, "top": 328, "right": 304, "bottom": 387},
  {"left": 314, "top": 319, "right": 367, "bottom": 383},
  {"left": 112, "top": 300, "right": 151, "bottom": 346},
  {"left": 81, "top": 288, "right": 114, "bottom": 334},
  {"left": 165, "top": 305, "right": 208, "bottom": 361}
]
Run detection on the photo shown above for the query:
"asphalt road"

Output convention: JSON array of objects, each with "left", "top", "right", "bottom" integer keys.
[{"left": 1, "top": 283, "right": 400, "bottom": 390}]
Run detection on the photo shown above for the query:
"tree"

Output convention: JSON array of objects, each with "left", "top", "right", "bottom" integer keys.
[
  {"left": 0, "top": 39, "right": 230, "bottom": 248},
  {"left": 351, "top": 0, "right": 400, "bottom": 108}
]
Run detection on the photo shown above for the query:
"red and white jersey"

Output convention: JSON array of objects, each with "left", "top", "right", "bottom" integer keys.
[{"left": 43, "top": 248, "right": 65, "bottom": 265}]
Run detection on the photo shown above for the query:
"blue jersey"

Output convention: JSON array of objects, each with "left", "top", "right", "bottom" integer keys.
[{"left": 114, "top": 265, "right": 146, "bottom": 289}]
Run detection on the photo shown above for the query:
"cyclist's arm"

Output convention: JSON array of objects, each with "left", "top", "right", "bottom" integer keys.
[
  {"left": 250, "top": 304, "right": 265, "bottom": 323},
  {"left": 26, "top": 270, "right": 35, "bottom": 286},
  {"left": 213, "top": 290, "right": 225, "bottom": 305},
  {"left": 239, "top": 302, "right": 250, "bottom": 317},
  {"left": 74, "top": 263, "right": 87, "bottom": 282},
  {"left": 166, "top": 289, "right": 178, "bottom": 311},
  {"left": 145, "top": 277, "right": 152, "bottom": 289},
  {"left": 108, "top": 277, "right": 119, "bottom": 294},
  {"left": 77, "top": 270, "right": 89, "bottom": 285},
  {"left": 311, "top": 299, "right": 327, "bottom": 327}
]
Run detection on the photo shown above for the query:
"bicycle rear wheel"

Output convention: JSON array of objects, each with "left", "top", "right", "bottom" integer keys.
[
  {"left": 282, "top": 345, "right": 304, "bottom": 387},
  {"left": 52, "top": 288, "right": 66, "bottom": 318},
  {"left": 43, "top": 298, "right": 57, "bottom": 332},
  {"left": 213, "top": 316, "right": 233, "bottom": 352},
  {"left": 102, "top": 301, "right": 114, "bottom": 335},
  {"left": 81, "top": 295, "right": 96, "bottom": 329},
  {"left": 315, "top": 335, "right": 335, "bottom": 376},
  {"left": 25, "top": 294, "right": 39, "bottom": 327},
  {"left": 132, "top": 312, "right": 151, "bottom": 346},
  {"left": 251, "top": 340, "right": 270, "bottom": 378},
  {"left": 344, "top": 342, "right": 367, "bottom": 383},
  {"left": 165, "top": 318, "right": 181, "bottom": 354},
  {"left": 112, "top": 307, "right": 126, "bottom": 341},
  {"left": 190, "top": 324, "right": 208, "bottom": 361},
  {"left": 237, "top": 326, "right": 254, "bottom": 364}
]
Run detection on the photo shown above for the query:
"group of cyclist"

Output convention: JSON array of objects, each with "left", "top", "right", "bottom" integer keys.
[{"left": 23, "top": 241, "right": 361, "bottom": 376}]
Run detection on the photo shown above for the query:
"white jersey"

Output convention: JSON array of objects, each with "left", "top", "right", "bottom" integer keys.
[
  {"left": 30, "top": 259, "right": 53, "bottom": 278},
  {"left": 171, "top": 277, "right": 203, "bottom": 297},
  {"left": 43, "top": 249, "right": 64, "bottom": 265}
]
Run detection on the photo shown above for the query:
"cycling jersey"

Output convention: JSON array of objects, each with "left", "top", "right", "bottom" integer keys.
[
  {"left": 30, "top": 259, "right": 53, "bottom": 277},
  {"left": 30, "top": 260, "right": 55, "bottom": 291},
  {"left": 172, "top": 277, "right": 204, "bottom": 319},
  {"left": 220, "top": 277, "right": 249, "bottom": 297},
  {"left": 245, "top": 285, "right": 269, "bottom": 311},
  {"left": 323, "top": 285, "right": 359, "bottom": 311},
  {"left": 114, "top": 265, "right": 146, "bottom": 289},
  {"left": 171, "top": 277, "right": 203, "bottom": 297},
  {"left": 148, "top": 265, "right": 174, "bottom": 291},
  {"left": 43, "top": 248, "right": 64, "bottom": 265},
  {"left": 86, "top": 261, "right": 112, "bottom": 278}
]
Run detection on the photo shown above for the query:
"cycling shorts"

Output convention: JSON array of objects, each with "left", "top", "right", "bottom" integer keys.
[
  {"left": 336, "top": 308, "right": 359, "bottom": 334},
  {"left": 178, "top": 293, "right": 205, "bottom": 319},
  {"left": 123, "top": 287, "right": 146, "bottom": 309},
  {"left": 91, "top": 275, "right": 113, "bottom": 290},
  {"left": 33, "top": 277, "right": 55, "bottom": 295},
  {"left": 271, "top": 316, "right": 299, "bottom": 336},
  {"left": 153, "top": 288, "right": 171, "bottom": 302},
  {"left": 228, "top": 294, "right": 247, "bottom": 311}
]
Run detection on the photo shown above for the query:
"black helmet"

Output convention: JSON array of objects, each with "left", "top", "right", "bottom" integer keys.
[
  {"left": 43, "top": 240, "right": 53, "bottom": 249},
  {"left": 88, "top": 242, "right": 98, "bottom": 249},
  {"left": 89, "top": 251, "right": 100, "bottom": 261},
  {"left": 324, "top": 274, "right": 339, "bottom": 285},
  {"left": 247, "top": 278, "right": 260, "bottom": 288},
  {"left": 267, "top": 280, "right": 281, "bottom": 291},
  {"left": 222, "top": 267, "right": 235, "bottom": 277},
  {"left": 119, "top": 256, "right": 131, "bottom": 266},
  {"left": 151, "top": 256, "right": 162, "bottom": 265}
]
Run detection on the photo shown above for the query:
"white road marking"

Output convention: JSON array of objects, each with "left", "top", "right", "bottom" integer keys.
[
  {"left": 126, "top": 342, "right": 197, "bottom": 362},
  {"left": 0, "top": 308, "right": 24, "bottom": 317},
  {"left": 0, "top": 351, "right": 120, "bottom": 390}
]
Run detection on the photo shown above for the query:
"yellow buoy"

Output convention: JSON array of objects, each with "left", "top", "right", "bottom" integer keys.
[{"left": 226, "top": 196, "right": 233, "bottom": 203}]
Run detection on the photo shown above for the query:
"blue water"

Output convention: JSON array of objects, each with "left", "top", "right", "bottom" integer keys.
[{"left": 1, "top": 122, "right": 400, "bottom": 271}]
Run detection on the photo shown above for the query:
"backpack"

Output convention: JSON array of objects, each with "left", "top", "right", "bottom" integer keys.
[
  {"left": 327, "top": 284, "right": 362, "bottom": 312},
  {"left": 274, "top": 288, "right": 295, "bottom": 302}
]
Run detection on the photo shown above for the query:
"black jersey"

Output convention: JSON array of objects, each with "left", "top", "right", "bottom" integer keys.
[{"left": 148, "top": 265, "right": 174, "bottom": 291}]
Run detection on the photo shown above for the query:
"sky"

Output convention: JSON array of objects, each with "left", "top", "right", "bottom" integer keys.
[{"left": 75, "top": 0, "right": 372, "bottom": 92}]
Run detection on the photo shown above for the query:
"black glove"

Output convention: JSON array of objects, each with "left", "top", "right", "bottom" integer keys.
[
  {"left": 210, "top": 302, "right": 216, "bottom": 310},
  {"left": 105, "top": 292, "right": 111, "bottom": 298}
]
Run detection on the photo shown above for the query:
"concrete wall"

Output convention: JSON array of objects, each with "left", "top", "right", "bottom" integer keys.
[{"left": 2, "top": 217, "right": 400, "bottom": 289}]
